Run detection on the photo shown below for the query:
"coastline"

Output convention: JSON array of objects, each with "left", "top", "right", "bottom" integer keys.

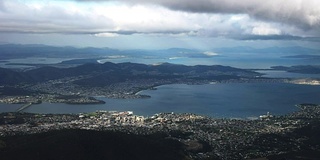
[{"left": 0, "top": 104, "right": 319, "bottom": 159}]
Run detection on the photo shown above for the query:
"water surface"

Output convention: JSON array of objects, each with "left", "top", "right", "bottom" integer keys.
[{"left": 1, "top": 83, "right": 320, "bottom": 118}]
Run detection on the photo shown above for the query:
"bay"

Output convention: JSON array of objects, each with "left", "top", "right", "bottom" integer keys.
[{"left": 1, "top": 83, "right": 320, "bottom": 118}]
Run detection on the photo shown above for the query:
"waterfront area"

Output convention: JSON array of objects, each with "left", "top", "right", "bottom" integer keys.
[
  {"left": 0, "top": 78, "right": 286, "bottom": 105},
  {"left": 2, "top": 82, "right": 320, "bottom": 119},
  {"left": 1, "top": 104, "right": 320, "bottom": 159},
  {"left": 0, "top": 61, "right": 284, "bottom": 106}
]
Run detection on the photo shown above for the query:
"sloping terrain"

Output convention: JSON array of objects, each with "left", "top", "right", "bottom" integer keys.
[{"left": 0, "top": 129, "right": 188, "bottom": 160}]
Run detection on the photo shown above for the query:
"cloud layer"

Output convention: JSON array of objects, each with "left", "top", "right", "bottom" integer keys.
[
  {"left": 77, "top": 0, "right": 320, "bottom": 30},
  {"left": 0, "top": 0, "right": 319, "bottom": 41}
]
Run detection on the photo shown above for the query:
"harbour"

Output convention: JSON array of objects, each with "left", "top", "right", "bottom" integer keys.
[{"left": 1, "top": 83, "right": 320, "bottom": 118}]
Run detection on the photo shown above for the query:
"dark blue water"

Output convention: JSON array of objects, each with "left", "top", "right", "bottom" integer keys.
[{"left": 1, "top": 83, "right": 320, "bottom": 118}]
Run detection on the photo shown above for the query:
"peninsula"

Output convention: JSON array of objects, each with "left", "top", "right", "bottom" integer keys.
[{"left": 1, "top": 62, "right": 278, "bottom": 105}]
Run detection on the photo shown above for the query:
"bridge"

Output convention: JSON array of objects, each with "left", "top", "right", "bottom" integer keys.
[{"left": 16, "top": 103, "right": 33, "bottom": 112}]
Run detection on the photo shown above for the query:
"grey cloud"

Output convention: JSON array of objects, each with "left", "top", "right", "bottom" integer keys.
[
  {"left": 178, "top": 0, "right": 317, "bottom": 31},
  {"left": 0, "top": 1, "right": 115, "bottom": 34},
  {"left": 105, "top": 30, "right": 197, "bottom": 36},
  {"left": 2, "top": 0, "right": 319, "bottom": 41},
  {"left": 235, "top": 34, "right": 303, "bottom": 41},
  {"left": 76, "top": 0, "right": 320, "bottom": 31},
  {"left": 0, "top": 0, "right": 5, "bottom": 11},
  {"left": 234, "top": 34, "right": 320, "bottom": 42},
  {"left": 109, "top": 30, "right": 139, "bottom": 35}
]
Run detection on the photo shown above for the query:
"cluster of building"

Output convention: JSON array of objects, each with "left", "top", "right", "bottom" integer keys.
[
  {"left": 0, "top": 94, "right": 103, "bottom": 105},
  {"left": 0, "top": 104, "right": 319, "bottom": 159},
  {"left": 0, "top": 96, "right": 41, "bottom": 104},
  {"left": 25, "top": 78, "right": 173, "bottom": 99},
  {"left": 290, "top": 79, "right": 320, "bottom": 85},
  {"left": 76, "top": 111, "right": 145, "bottom": 129}
]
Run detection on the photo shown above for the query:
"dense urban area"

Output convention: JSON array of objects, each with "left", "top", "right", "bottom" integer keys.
[{"left": 0, "top": 104, "right": 319, "bottom": 160}]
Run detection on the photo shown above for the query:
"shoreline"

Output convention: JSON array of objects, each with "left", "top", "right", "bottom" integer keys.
[
  {"left": 0, "top": 104, "right": 319, "bottom": 159},
  {"left": 1, "top": 81, "right": 313, "bottom": 119},
  {"left": 0, "top": 78, "right": 315, "bottom": 106}
]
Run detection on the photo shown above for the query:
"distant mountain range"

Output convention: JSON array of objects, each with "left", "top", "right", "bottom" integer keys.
[
  {"left": 0, "top": 44, "right": 319, "bottom": 60},
  {"left": 271, "top": 65, "right": 320, "bottom": 74},
  {"left": 0, "top": 62, "right": 259, "bottom": 86},
  {"left": 211, "top": 46, "right": 320, "bottom": 55},
  {"left": 0, "top": 44, "right": 120, "bottom": 59}
]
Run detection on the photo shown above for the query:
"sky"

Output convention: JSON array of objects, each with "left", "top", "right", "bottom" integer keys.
[{"left": 0, "top": 0, "right": 320, "bottom": 50}]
